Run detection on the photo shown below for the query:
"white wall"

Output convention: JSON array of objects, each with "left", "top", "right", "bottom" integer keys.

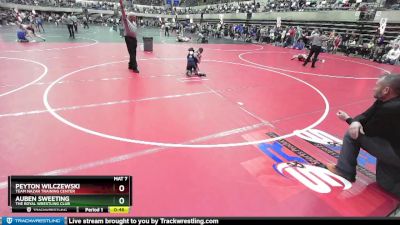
[{"left": 374, "top": 10, "right": 400, "bottom": 23}]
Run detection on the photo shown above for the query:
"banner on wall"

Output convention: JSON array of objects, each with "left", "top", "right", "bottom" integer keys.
[
  {"left": 277, "top": 17, "right": 281, "bottom": 28},
  {"left": 379, "top": 17, "right": 387, "bottom": 35}
]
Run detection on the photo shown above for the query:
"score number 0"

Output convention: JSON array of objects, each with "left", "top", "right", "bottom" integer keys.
[{"left": 118, "top": 184, "right": 125, "bottom": 205}]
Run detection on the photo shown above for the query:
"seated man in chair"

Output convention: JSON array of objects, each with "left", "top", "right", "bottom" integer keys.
[{"left": 329, "top": 74, "right": 400, "bottom": 198}]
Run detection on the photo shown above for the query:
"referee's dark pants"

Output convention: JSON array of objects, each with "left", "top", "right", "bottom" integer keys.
[
  {"left": 335, "top": 132, "right": 400, "bottom": 198},
  {"left": 67, "top": 24, "right": 75, "bottom": 38},
  {"left": 303, "top": 45, "right": 322, "bottom": 67},
  {"left": 124, "top": 36, "right": 138, "bottom": 70}
]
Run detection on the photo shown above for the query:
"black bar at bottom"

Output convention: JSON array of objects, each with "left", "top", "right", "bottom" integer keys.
[{"left": 66, "top": 218, "right": 400, "bottom": 225}]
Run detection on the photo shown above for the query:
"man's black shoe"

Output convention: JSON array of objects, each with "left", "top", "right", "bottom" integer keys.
[{"left": 326, "top": 164, "right": 356, "bottom": 182}]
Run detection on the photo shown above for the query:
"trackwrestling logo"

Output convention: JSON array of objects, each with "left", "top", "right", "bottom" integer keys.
[{"left": 259, "top": 131, "right": 353, "bottom": 194}]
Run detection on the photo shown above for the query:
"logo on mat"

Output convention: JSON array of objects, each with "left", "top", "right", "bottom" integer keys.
[
  {"left": 276, "top": 162, "right": 352, "bottom": 193},
  {"left": 6, "top": 217, "right": 13, "bottom": 224},
  {"left": 295, "top": 129, "right": 376, "bottom": 178},
  {"left": 259, "top": 133, "right": 352, "bottom": 194}
]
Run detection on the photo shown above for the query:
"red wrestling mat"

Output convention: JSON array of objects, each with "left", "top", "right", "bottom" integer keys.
[{"left": 0, "top": 41, "right": 399, "bottom": 216}]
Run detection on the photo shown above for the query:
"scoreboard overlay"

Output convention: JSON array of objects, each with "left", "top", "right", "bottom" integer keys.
[{"left": 8, "top": 176, "right": 132, "bottom": 213}]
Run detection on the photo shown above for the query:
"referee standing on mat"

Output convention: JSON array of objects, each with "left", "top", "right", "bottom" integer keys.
[
  {"left": 303, "top": 30, "right": 328, "bottom": 68},
  {"left": 119, "top": 0, "right": 139, "bottom": 73}
]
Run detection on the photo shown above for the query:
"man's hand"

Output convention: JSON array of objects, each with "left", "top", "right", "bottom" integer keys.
[
  {"left": 348, "top": 121, "right": 365, "bottom": 140},
  {"left": 336, "top": 110, "right": 350, "bottom": 121}
]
